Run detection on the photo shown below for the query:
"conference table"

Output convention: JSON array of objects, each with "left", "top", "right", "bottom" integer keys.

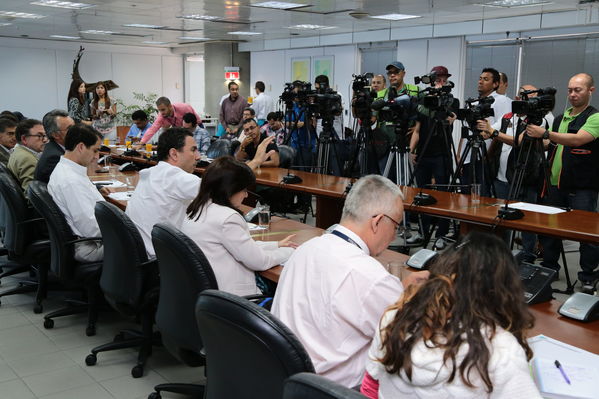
[
  {"left": 106, "top": 149, "right": 599, "bottom": 245},
  {"left": 91, "top": 167, "right": 599, "bottom": 355}
]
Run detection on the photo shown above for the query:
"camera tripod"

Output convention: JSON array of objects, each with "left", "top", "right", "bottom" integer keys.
[
  {"left": 315, "top": 116, "right": 344, "bottom": 176},
  {"left": 450, "top": 127, "right": 492, "bottom": 196},
  {"left": 282, "top": 103, "right": 313, "bottom": 167},
  {"left": 344, "top": 119, "right": 377, "bottom": 178},
  {"left": 382, "top": 123, "right": 412, "bottom": 186}
]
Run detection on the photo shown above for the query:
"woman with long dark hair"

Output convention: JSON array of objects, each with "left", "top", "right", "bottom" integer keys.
[
  {"left": 180, "top": 156, "right": 297, "bottom": 296},
  {"left": 91, "top": 82, "right": 117, "bottom": 140},
  {"left": 67, "top": 79, "right": 91, "bottom": 125},
  {"left": 362, "top": 232, "right": 541, "bottom": 398}
]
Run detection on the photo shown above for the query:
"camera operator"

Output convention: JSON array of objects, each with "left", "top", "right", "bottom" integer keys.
[
  {"left": 371, "top": 74, "right": 387, "bottom": 98},
  {"left": 409, "top": 66, "right": 457, "bottom": 247},
  {"left": 314, "top": 75, "right": 344, "bottom": 140},
  {"left": 476, "top": 84, "right": 554, "bottom": 262},
  {"left": 458, "top": 68, "right": 512, "bottom": 195},
  {"left": 284, "top": 80, "right": 316, "bottom": 167},
  {"left": 525, "top": 73, "right": 599, "bottom": 288}
]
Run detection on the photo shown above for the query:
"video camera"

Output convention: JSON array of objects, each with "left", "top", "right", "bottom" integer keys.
[
  {"left": 279, "top": 80, "right": 342, "bottom": 120},
  {"left": 371, "top": 87, "right": 419, "bottom": 126},
  {"left": 420, "top": 82, "right": 456, "bottom": 113},
  {"left": 511, "top": 87, "right": 556, "bottom": 126},
  {"left": 279, "top": 81, "right": 313, "bottom": 107},
  {"left": 456, "top": 96, "right": 495, "bottom": 136},
  {"left": 351, "top": 73, "right": 375, "bottom": 120},
  {"left": 414, "top": 73, "right": 437, "bottom": 85}
]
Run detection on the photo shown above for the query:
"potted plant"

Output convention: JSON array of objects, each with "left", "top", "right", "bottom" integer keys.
[{"left": 113, "top": 92, "right": 158, "bottom": 143}]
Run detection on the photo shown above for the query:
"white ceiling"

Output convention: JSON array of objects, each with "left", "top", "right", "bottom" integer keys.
[{"left": 0, "top": 0, "right": 592, "bottom": 49}]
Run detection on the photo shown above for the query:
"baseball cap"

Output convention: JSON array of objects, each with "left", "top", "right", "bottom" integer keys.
[
  {"left": 430, "top": 65, "right": 451, "bottom": 77},
  {"left": 386, "top": 61, "right": 405, "bottom": 71}
]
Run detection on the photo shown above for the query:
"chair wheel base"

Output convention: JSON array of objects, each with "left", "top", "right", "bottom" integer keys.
[
  {"left": 86, "top": 325, "right": 96, "bottom": 336},
  {"left": 131, "top": 365, "right": 144, "bottom": 378},
  {"left": 85, "top": 354, "right": 97, "bottom": 366},
  {"left": 33, "top": 304, "right": 43, "bottom": 314},
  {"left": 43, "top": 318, "right": 54, "bottom": 329},
  {"left": 148, "top": 392, "right": 161, "bottom": 399}
]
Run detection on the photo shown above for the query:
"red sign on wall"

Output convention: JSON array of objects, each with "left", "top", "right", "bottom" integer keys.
[{"left": 225, "top": 71, "right": 239, "bottom": 80}]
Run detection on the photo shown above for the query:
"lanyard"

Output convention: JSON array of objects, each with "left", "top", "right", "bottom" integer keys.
[{"left": 330, "top": 230, "right": 362, "bottom": 251}]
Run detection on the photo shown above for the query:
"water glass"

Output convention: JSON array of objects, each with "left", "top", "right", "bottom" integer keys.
[
  {"left": 258, "top": 205, "right": 271, "bottom": 228},
  {"left": 471, "top": 183, "right": 481, "bottom": 203}
]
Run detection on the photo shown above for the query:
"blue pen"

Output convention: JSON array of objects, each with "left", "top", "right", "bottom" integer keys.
[{"left": 554, "top": 360, "right": 571, "bottom": 385}]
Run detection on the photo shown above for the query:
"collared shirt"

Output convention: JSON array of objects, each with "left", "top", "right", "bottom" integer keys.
[
  {"left": 252, "top": 92, "right": 274, "bottom": 120},
  {"left": 141, "top": 103, "right": 201, "bottom": 144},
  {"left": 48, "top": 156, "right": 105, "bottom": 238},
  {"left": 0, "top": 144, "right": 13, "bottom": 155},
  {"left": 126, "top": 122, "right": 152, "bottom": 139},
  {"left": 192, "top": 126, "right": 211, "bottom": 155},
  {"left": 17, "top": 143, "right": 41, "bottom": 159},
  {"left": 271, "top": 225, "right": 404, "bottom": 388},
  {"left": 126, "top": 161, "right": 201, "bottom": 256},
  {"left": 219, "top": 95, "right": 248, "bottom": 127}
]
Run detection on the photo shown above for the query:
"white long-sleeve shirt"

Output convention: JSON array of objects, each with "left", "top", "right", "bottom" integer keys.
[
  {"left": 126, "top": 161, "right": 201, "bottom": 256},
  {"left": 180, "top": 201, "right": 293, "bottom": 296},
  {"left": 272, "top": 225, "right": 404, "bottom": 388},
  {"left": 366, "top": 309, "right": 542, "bottom": 399},
  {"left": 48, "top": 156, "right": 105, "bottom": 238},
  {"left": 252, "top": 92, "right": 274, "bottom": 120}
]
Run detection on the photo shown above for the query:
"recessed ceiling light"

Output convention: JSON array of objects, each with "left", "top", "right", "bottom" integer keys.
[
  {"left": 178, "top": 36, "right": 211, "bottom": 40},
  {"left": 228, "top": 31, "right": 262, "bottom": 35},
  {"left": 252, "top": 1, "right": 309, "bottom": 9},
  {"left": 370, "top": 13, "right": 421, "bottom": 21},
  {"left": 123, "top": 23, "right": 166, "bottom": 29},
  {"left": 288, "top": 24, "right": 335, "bottom": 30},
  {"left": 179, "top": 14, "right": 220, "bottom": 20},
  {"left": 30, "top": 0, "right": 95, "bottom": 9},
  {"left": 143, "top": 40, "right": 168, "bottom": 44},
  {"left": 80, "top": 29, "right": 118, "bottom": 35},
  {"left": 0, "top": 23, "right": 12, "bottom": 26},
  {"left": 50, "top": 34, "right": 81, "bottom": 39},
  {"left": 477, "top": 0, "right": 553, "bottom": 7},
  {"left": 0, "top": 11, "right": 45, "bottom": 19}
]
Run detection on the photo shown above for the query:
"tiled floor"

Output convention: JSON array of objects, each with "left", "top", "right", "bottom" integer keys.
[{"left": 0, "top": 273, "right": 205, "bottom": 399}]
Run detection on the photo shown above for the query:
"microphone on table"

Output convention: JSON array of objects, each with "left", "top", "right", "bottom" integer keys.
[{"left": 282, "top": 165, "right": 327, "bottom": 184}]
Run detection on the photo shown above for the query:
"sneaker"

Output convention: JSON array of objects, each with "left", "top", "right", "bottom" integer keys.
[
  {"left": 406, "top": 232, "right": 423, "bottom": 244},
  {"left": 580, "top": 279, "right": 597, "bottom": 295}
]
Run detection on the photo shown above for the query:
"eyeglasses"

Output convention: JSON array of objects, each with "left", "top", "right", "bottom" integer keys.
[
  {"left": 374, "top": 214, "right": 405, "bottom": 234},
  {"left": 386, "top": 69, "right": 402, "bottom": 76},
  {"left": 26, "top": 134, "right": 48, "bottom": 140}
]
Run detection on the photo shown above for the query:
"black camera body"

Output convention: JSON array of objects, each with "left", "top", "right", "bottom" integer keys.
[
  {"left": 279, "top": 81, "right": 313, "bottom": 107},
  {"left": 371, "top": 88, "right": 419, "bottom": 126},
  {"left": 420, "top": 83, "right": 456, "bottom": 114},
  {"left": 457, "top": 96, "right": 495, "bottom": 134},
  {"left": 351, "top": 73, "right": 375, "bottom": 120},
  {"left": 511, "top": 87, "right": 556, "bottom": 126},
  {"left": 310, "top": 87, "right": 342, "bottom": 119}
]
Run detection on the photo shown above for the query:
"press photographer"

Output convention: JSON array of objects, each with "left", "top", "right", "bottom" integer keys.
[
  {"left": 281, "top": 80, "right": 316, "bottom": 167},
  {"left": 525, "top": 73, "right": 599, "bottom": 289}
]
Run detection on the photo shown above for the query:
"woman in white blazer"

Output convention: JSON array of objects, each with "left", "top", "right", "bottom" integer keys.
[{"left": 180, "top": 156, "right": 297, "bottom": 296}]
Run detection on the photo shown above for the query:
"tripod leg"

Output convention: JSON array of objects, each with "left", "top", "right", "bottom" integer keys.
[{"left": 382, "top": 151, "right": 395, "bottom": 181}]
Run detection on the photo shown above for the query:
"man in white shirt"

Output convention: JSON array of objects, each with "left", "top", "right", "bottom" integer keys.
[
  {"left": 272, "top": 174, "right": 429, "bottom": 388},
  {"left": 252, "top": 81, "right": 274, "bottom": 126},
  {"left": 48, "top": 124, "right": 108, "bottom": 262},
  {"left": 126, "top": 127, "right": 202, "bottom": 257}
]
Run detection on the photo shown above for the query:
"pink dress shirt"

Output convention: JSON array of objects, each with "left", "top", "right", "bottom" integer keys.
[{"left": 140, "top": 103, "right": 201, "bottom": 144}]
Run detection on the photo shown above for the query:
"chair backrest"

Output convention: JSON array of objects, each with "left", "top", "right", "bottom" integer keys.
[
  {"left": 283, "top": 373, "right": 367, "bottom": 399},
  {"left": 0, "top": 173, "right": 32, "bottom": 256},
  {"left": 195, "top": 290, "right": 315, "bottom": 399},
  {"left": 0, "top": 162, "right": 22, "bottom": 190},
  {"left": 151, "top": 223, "right": 218, "bottom": 364},
  {"left": 278, "top": 145, "right": 296, "bottom": 169},
  {"left": 27, "top": 181, "right": 78, "bottom": 278},
  {"left": 95, "top": 201, "right": 148, "bottom": 313},
  {"left": 206, "top": 139, "right": 232, "bottom": 159}
]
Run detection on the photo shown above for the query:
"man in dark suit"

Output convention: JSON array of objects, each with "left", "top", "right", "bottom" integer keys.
[
  {"left": 0, "top": 118, "right": 17, "bottom": 166},
  {"left": 35, "top": 109, "right": 74, "bottom": 183}
]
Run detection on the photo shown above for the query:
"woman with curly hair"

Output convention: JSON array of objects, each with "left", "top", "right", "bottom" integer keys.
[
  {"left": 362, "top": 231, "right": 541, "bottom": 398},
  {"left": 91, "top": 82, "right": 117, "bottom": 141}
]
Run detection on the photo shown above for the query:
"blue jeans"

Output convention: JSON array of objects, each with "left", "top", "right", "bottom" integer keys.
[
  {"left": 540, "top": 186, "right": 599, "bottom": 282},
  {"left": 414, "top": 156, "right": 450, "bottom": 237}
]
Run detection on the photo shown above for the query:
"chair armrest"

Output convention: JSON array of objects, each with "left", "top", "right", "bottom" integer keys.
[
  {"left": 17, "top": 217, "right": 45, "bottom": 226},
  {"left": 65, "top": 236, "right": 103, "bottom": 245},
  {"left": 243, "top": 294, "right": 270, "bottom": 301}
]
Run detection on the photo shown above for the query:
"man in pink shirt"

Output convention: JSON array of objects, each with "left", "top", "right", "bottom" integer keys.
[{"left": 140, "top": 97, "right": 201, "bottom": 144}]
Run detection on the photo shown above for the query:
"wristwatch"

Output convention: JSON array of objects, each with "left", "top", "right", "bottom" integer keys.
[
  {"left": 491, "top": 129, "right": 499, "bottom": 138},
  {"left": 542, "top": 129, "right": 550, "bottom": 140}
]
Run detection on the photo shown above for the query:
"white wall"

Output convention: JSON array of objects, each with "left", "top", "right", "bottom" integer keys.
[
  {"left": 185, "top": 56, "right": 206, "bottom": 116},
  {"left": 0, "top": 38, "right": 184, "bottom": 120}
]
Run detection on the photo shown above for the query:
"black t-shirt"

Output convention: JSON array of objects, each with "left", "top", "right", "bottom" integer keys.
[{"left": 233, "top": 132, "right": 278, "bottom": 160}]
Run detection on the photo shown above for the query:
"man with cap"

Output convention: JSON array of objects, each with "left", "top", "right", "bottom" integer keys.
[{"left": 408, "top": 66, "right": 458, "bottom": 248}]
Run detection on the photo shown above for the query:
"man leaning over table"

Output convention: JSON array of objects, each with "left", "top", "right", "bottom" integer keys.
[
  {"left": 139, "top": 96, "right": 201, "bottom": 145},
  {"left": 272, "top": 174, "right": 429, "bottom": 388},
  {"left": 48, "top": 124, "right": 111, "bottom": 262}
]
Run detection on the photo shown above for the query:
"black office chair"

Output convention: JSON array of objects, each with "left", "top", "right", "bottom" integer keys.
[
  {"left": 278, "top": 145, "right": 296, "bottom": 169},
  {"left": 206, "top": 139, "right": 232, "bottom": 158},
  {"left": 0, "top": 173, "right": 50, "bottom": 313},
  {"left": 147, "top": 223, "right": 215, "bottom": 399},
  {"left": 284, "top": 373, "right": 367, "bottom": 399},
  {"left": 84, "top": 202, "right": 160, "bottom": 378},
  {"left": 28, "top": 181, "right": 103, "bottom": 336},
  {"left": 194, "top": 290, "right": 315, "bottom": 399}
]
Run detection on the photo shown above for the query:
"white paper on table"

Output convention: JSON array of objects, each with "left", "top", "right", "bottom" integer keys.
[
  {"left": 532, "top": 357, "right": 597, "bottom": 399},
  {"left": 503, "top": 202, "right": 567, "bottom": 214},
  {"left": 107, "top": 191, "right": 133, "bottom": 201}
]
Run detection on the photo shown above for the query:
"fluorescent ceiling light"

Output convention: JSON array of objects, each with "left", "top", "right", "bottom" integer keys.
[
  {"left": 143, "top": 40, "right": 168, "bottom": 44},
  {"left": 0, "top": 11, "right": 45, "bottom": 19},
  {"left": 30, "top": 0, "right": 95, "bottom": 9},
  {"left": 0, "top": 23, "right": 12, "bottom": 26},
  {"left": 252, "top": 1, "right": 309, "bottom": 10},
  {"left": 123, "top": 23, "right": 166, "bottom": 29},
  {"left": 288, "top": 24, "right": 335, "bottom": 30},
  {"left": 178, "top": 36, "right": 211, "bottom": 40},
  {"left": 179, "top": 14, "right": 220, "bottom": 20},
  {"left": 370, "top": 13, "right": 421, "bottom": 21},
  {"left": 228, "top": 31, "right": 262, "bottom": 35},
  {"left": 478, "top": 0, "right": 553, "bottom": 7},
  {"left": 81, "top": 29, "right": 117, "bottom": 35},
  {"left": 50, "top": 34, "right": 81, "bottom": 39}
]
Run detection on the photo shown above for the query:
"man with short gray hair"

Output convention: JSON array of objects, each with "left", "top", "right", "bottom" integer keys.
[
  {"left": 35, "top": 109, "right": 74, "bottom": 183},
  {"left": 272, "top": 174, "right": 428, "bottom": 388}
]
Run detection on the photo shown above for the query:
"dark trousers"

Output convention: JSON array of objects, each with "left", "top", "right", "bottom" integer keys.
[
  {"left": 461, "top": 160, "right": 492, "bottom": 197},
  {"left": 540, "top": 186, "right": 599, "bottom": 282},
  {"left": 414, "top": 156, "right": 450, "bottom": 237}
]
